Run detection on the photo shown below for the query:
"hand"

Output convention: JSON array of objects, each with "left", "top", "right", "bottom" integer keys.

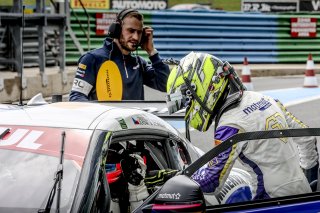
[
  {"left": 145, "top": 169, "right": 179, "bottom": 189},
  {"left": 120, "top": 154, "right": 146, "bottom": 186},
  {"left": 140, "top": 26, "right": 155, "bottom": 55},
  {"left": 303, "top": 162, "right": 319, "bottom": 184}
]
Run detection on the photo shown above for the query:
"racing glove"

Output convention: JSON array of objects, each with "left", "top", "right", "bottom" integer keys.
[
  {"left": 145, "top": 169, "right": 180, "bottom": 193},
  {"left": 303, "top": 161, "right": 319, "bottom": 191},
  {"left": 120, "top": 154, "right": 149, "bottom": 211}
]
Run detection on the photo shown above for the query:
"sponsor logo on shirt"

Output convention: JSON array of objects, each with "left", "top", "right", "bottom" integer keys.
[
  {"left": 79, "top": 63, "right": 87, "bottom": 70},
  {"left": 208, "top": 157, "right": 219, "bottom": 167},
  {"left": 71, "top": 79, "right": 93, "bottom": 96},
  {"left": 76, "top": 68, "right": 86, "bottom": 77},
  {"left": 243, "top": 98, "right": 272, "bottom": 115}
]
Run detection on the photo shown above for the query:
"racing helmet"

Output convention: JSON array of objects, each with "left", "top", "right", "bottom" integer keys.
[{"left": 166, "top": 52, "right": 231, "bottom": 132}]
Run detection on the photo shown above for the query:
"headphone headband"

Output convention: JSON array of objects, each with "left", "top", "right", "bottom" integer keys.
[
  {"left": 117, "top": 9, "right": 138, "bottom": 21},
  {"left": 108, "top": 9, "right": 140, "bottom": 39}
]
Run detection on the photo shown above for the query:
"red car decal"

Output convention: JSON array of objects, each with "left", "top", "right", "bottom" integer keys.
[{"left": 0, "top": 126, "right": 92, "bottom": 167}]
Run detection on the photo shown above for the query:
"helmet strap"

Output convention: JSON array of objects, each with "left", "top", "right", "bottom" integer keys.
[{"left": 185, "top": 117, "right": 191, "bottom": 141}]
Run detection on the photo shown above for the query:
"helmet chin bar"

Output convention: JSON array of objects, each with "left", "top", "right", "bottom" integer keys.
[{"left": 183, "top": 77, "right": 214, "bottom": 115}]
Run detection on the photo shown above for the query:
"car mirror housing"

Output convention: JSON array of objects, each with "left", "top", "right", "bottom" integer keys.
[{"left": 142, "top": 175, "right": 206, "bottom": 212}]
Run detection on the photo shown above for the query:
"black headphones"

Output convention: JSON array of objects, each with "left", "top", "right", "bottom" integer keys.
[{"left": 108, "top": 9, "right": 138, "bottom": 39}]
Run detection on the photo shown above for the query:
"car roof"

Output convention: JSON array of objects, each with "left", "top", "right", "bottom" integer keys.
[{"left": 0, "top": 102, "right": 179, "bottom": 133}]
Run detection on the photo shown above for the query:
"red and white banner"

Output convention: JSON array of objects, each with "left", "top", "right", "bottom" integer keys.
[
  {"left": 96, "top": 12, "right": 117, "bottom": 36},
  {"left": 291, "top": 17, "right": 317, "bottom": 37}
]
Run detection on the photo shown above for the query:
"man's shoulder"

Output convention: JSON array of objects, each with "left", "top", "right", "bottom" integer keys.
[
  {"left": 89, "top": 46, "right": 110, "bottom": 57},
  {"left": 79, "top": 47, "right": 110, "bottom": 62}
]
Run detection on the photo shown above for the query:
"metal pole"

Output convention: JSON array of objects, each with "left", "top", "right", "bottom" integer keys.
[{"left": 37, "top": 0, "right": 48, "bottom": 87}]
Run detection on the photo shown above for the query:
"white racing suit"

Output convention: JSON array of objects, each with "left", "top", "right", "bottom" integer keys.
[
  {"left": 192, "top": 91, "right": 318, "bottom": 199},
  {"left": 125, "top": 154, "right": 149, "bottom": 212}
]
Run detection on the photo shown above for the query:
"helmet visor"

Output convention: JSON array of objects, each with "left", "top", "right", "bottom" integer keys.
[{"left": 166, "top": 90, "right": 188, "bottom": 114}]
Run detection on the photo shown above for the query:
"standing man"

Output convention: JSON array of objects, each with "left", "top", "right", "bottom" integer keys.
[{"left": 69, "top": 9, "right": 169, "bottom": 101}]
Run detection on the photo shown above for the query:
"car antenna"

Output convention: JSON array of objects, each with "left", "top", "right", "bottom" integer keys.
[
  {"left": 18, "top": 4, "right": 25, "bottom": 106},
  {"left": 38, "top": 131, "right": 66, "bottom": 213}
]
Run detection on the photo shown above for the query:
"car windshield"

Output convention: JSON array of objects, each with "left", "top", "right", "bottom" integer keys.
[{"left": 0, "top": 126, "right": 93, "bottom": 212}]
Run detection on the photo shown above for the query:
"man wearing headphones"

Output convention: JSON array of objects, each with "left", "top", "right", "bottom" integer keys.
[{"left": 69, "top": 9, "right": 170, "bottom": 101}]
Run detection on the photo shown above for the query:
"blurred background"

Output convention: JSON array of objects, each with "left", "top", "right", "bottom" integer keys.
[{"left": 0, "top": 0, "right": 319, "bottom": 103}]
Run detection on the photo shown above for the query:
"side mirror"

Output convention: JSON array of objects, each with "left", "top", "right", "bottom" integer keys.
[{"left": 141, "top": 175, "right": 206, "bottom": 212}]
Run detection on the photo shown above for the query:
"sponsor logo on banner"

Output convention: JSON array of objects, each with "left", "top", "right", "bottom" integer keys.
[
  {"left": 242, "top": 0, "right": 298, "bottom": 12},
  {"left": 111, "top": 0, "right": 167, "bottom": 10},
  {"left": 300, "top": 0, "right": 320, "bottom": 11},
  {"left": 71, "top": 0, "right": 110, "bottom": 9},
  {"left": 96, "top": 13, "right": 117, "bottom": 36},
  {"left": 291, "top": 17, "right": 317, "bottom": 37},
  {"left": 242, "top": 0, "right": 320, "bottom": 12}
]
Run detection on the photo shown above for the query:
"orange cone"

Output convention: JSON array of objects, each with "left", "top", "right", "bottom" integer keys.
[
  {"left": 303, "top": 54, "right": 318, "bottom": 88},
  {"left": 241, "top": 57, "right": 254, "bottom": 91}
]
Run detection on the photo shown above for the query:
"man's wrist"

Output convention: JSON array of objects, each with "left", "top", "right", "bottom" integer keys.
[{"left": 148, "top": 49, "right": 158, "bottom": 57}]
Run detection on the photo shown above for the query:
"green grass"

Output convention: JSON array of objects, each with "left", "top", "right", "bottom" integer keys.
[{"left": 168, "top": 0, "right": 242, "bottom": 11}]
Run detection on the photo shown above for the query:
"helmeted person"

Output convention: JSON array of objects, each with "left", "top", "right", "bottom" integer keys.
[
  {"left": 166, "top": 52, "right": 319, "bottom": 199},
  {"left": 69, "top": 9, "right": 169, "bottom": 101}
]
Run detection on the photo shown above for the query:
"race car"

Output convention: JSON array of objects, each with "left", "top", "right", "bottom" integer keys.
[{"left": 0, "top": 96, "right": 252, "bottom": 213}]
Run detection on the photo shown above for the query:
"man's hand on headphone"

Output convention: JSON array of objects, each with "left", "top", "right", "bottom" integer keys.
[{"left": 140, "top": 26, "right": 157, "bottom": 56}]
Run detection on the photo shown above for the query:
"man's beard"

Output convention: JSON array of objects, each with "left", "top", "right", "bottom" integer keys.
[{"left": 119, "top": 38, "right": 137, "bottom": 52}]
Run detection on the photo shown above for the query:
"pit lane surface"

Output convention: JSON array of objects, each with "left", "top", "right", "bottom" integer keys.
[{"left": 144, "top": 74, "right": 320, "bottom": 152}]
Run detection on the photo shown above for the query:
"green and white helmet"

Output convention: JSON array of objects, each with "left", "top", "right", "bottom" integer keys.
[{"left": 166, "top": 52, "right": 232, "bottom": 132}]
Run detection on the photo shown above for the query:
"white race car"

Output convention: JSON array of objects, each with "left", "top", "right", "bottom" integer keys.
[{"left": 0, "top": 96, "right": 253, "bottom": 213}]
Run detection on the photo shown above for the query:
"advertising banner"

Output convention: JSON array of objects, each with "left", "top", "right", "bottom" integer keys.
[
  {"left": 71, "top": 0, "right": 110, "bottom": 9},
  {"left": 96, "top": 12, "right": 117, "bottom": 35},
  {"left": 291, "top": 17, "right": 317, "bottom": 37},
  {"left": 242, "top": 0, "right": 320, "bottom": 12},
  {"left": 242, "top": 0, "right": 298, "bottom": 12},
  {"left": 300, "top": 0, "right": 320, "bottom": 12},
  {"left": 110, "top": 0, "right": 168, "bottom": 10}
]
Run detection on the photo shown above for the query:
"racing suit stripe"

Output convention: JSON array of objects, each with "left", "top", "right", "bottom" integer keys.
[
  {"left": 275, "top": 99, "right": 318, "bottom": 169},
  {"left": 192, "top": 126, "right": 239, "bottom": 193},
  {"left": 239, "top": 152, "right": 271, "bottom": 200},
  {"left": 275, "top": 99, "right": 307, "bottom": 127}
]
